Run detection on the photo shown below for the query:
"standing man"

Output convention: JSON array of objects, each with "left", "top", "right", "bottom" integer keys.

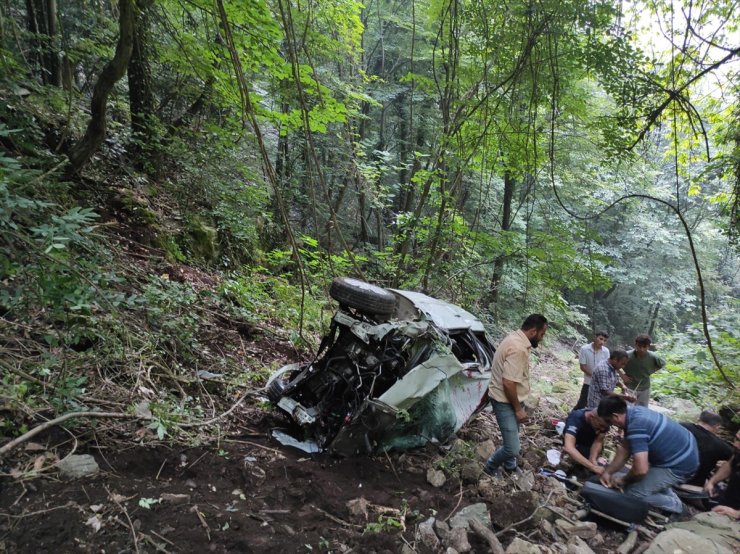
[
  {"left": 680, "top": 411, "right": 733, "bottom": 487},
  {"left": 598, "top": 396, "right": 698, "bottom": 513},
  {"left": 586, "top": 350, "right": 633, "bottom": 409},
  {"left": 573, "top": 331, "right": 610, "bottom": 410},
  {"left": 623, "top": 334, "right": 665, "bottom": 407},
  {"left": 485, "top": 314, "right": 549, "bottom": 477}
]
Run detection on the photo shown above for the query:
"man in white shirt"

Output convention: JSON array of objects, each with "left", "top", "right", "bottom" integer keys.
[{"left": 573, "top": 331, "right": 609, "bottom": 410}]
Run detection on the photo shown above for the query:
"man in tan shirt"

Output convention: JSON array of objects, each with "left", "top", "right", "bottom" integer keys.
[{"left": 485, "top": 314, "right": 548, "bottom": 476}]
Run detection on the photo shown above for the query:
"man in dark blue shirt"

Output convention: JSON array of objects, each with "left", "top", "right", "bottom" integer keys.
[
  {"left": 562, "top": 408, "right": 607, "bottom": 475},
  {"left": 598, "top": 396, "right": 699, "bottom": 513}
]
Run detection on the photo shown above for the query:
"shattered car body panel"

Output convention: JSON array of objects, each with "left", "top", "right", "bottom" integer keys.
[{"left": 266, "top": 278, "right": 495, "bottom": 456}]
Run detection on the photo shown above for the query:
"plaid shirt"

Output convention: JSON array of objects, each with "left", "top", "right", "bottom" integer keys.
[{"left": 586, "top": 359, "right": 618, "bottom": 409}]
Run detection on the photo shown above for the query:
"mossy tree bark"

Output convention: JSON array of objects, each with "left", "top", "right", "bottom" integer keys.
[
  {"left": 127, "top": 0, "right": 156, "bottom": 168},
  {"left": 67, "top": 0, "right": 135, "bottom": 173}
]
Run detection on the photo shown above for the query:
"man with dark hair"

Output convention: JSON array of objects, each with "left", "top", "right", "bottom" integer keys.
[
  {"left": 586, "top": 350, "right": 632, "bottom": 409},
  {"left": 597, "top": 396, "right": 698, "bottom": 513},
  {"left": 562, "top": 407, "right": 608, "bottom": 475},
  {"left": 680, "top": 411, "right": 733, "bottom": 487},
  {"left": 485, "top": 314, "right": 549, "bottom": 477},
  {"left": 623, "top": 334, "right": 665, "bottom": 407},
  {"left": 573, "top": 331, "right": 610, "bottom": 410},
  {"left": 705, "top": 429, "right": 740, "bottom": 519}
]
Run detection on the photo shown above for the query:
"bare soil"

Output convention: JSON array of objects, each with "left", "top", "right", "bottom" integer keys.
[{"left": 0, "top": 409, "right": 477, "bottom": 553}]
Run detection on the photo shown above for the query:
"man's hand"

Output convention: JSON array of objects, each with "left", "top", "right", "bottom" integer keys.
[
  {"left": 515, "top": 408, "right": 528, "bottom": 423},
  {"left": 621, "top": 374, "right": 633, "bottom": 384},
  {"left": 705, "top": 481, "right": 717, "bottom": 497},
  {"left": 712, "top": 505, "right": 740, "bottom": 519},
  {"left": 600, "top": 471, "right": 612, "bottom": 487},
  {"left": 591, "top": 465, "right": 605, "bottom": 475}
]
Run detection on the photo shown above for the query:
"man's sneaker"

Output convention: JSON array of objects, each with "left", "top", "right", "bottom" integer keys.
[{"left": 483, "top": 464, "right": 504, "bottom": 478}]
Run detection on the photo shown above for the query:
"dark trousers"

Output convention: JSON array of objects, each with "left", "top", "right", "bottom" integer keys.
[{"left": 573, "top": 383, "right": 589, "bottom": 410}]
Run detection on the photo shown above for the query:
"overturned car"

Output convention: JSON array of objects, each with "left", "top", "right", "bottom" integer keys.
[{"left": 266, "top": 278, "right": 496, "bottom": 456}]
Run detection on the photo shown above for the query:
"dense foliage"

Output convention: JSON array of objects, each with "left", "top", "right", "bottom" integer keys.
[{"left": 0, "top": 0, "right": 738, "bottom": 419}]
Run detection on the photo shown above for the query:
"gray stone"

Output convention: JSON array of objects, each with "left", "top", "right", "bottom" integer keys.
[
  {"left": 445, "top": 549, "right": 459, "bottom": 554},
  {"left": 346, "top": 497, "right": 369, "bottom": 521},
  {"left": 571, "top": 521, "right": 597, "bottom": 540},
  {"left": 434, "top": 519, "right": 451, "bottom": 542},
  {"left": 58, "top": 454, "right": 99, "bottom": 479},
  {"left": 645, "top": 528, "right": 732, "bottom": 554},
  {"left": 459, "top": 462, "right": 480, "bottom": 484},
  {"left": 554, "top": 519, "right": 574, "bottom": 533},
  {"left": 566, "top": 536, "right": 595, "bottom": 554},
  {"left": 427, "top": 468, "right": 447, "bottom": 488},
  {"left": 417, "top": 517, "right": 441, "bottom": 552},
  {"left": 160, "top": 493, "right": 190, "bottom": 505},
  {"left": 476, "top": 440, "right": 494, "bottom": 462},
  {"left": 444, "top": 527, "right": 471, "bottom": 553},
  {"left": 401, "top": 545, "right": 415, "bottom": 554},
  {"left": 645, "top": 512, "right": 740, "bottom": 554},
  {"left": 505, "top": 537, "right": 543, "bottom": 553},
  {"left": 512, "top": 469, "right": 535, "bottom": 492},
  {"left": 449, "top": 503, "right": 491, "bottom": 530}
]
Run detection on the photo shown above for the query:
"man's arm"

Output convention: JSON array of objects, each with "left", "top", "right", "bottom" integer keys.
[
  {"left": 650, "top": 352, "right": 666, "bottom": 373},
  {"left": 580, "top": 363, "right": 592, "bottom": 377},
  {"left": 563, "top": 434, "right": 602, "bottom": 474},
  {"left": 588, "top": 434, "right": 605, "bottom": 466},
  {"left": 706, "top": 454, "right": 734, "bottom": 495},
  {"left": 620, "top": 451, "right": 648, "bottom": 486},
  {"left": 600, "top": 441, "right": 631, "bottom": 488},
  {"left": 502, "top": 378, "right": 527, "bottom": 422}
]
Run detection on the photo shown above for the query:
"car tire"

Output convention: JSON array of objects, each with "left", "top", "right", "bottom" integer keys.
[
  {"left": 266, "top": 378, "right": 286, "bottom": 403},
  {"left": 329, "top": 277, "right": 397, "bottom": 317}
]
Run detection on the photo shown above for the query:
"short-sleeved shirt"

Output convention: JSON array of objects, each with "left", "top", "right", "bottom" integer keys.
[
  {"left": 578, "top": 343, "right": 610, "bottom": 386},
  {"left": 564, "top": 408, "right": 601, "bottom": 450},
  {"left": 587, "top": 359, "right": 619, "bottom": 409},
  {"left": 680, "top": 422, "right": 733, "bottom": 486},
  {"left": 623, "top": 351, "right": 665, "bottom": 391},
  {"left": 489, "top": 329, "right": 531, "bottom": 403},
  {"left": 624, "top": 406, "right": 699, "bottom": 477},
  {"left": 722, "top": 452, "right": 740, "bottom": 509}
]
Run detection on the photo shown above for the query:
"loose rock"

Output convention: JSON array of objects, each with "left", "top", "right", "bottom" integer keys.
[
  {"left": 449, "top": 503, "right": 491, "bottom": 530},
  {"left": 427, "top": 468, "right": 447, "bottom": 488},
  {"left": 417, "top": 517, "right": 441, "bottom": 552},
  {"left": 566, "top": 536, "right": 595, "bottom": 554},
  {"left": 58, "top": 454, "right": 99, "bottom": 479},
  {"left": 505, "top": 537, "right": 543, "bottom": 553},
  {"left": 444, "top": 527, "right": 471, "bottom": 553}
]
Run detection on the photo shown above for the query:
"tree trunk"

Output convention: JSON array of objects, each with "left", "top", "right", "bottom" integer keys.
[
  {"left": 45, "top": 0, "right": 61, "bottom": 86},
  {"left": 489, "top": 170, "right": 515, "bottom": 307},
  {"left": 127, "top": 0, "right": 156, "bottom": 167},
  {"left": 67, "top": 0, "right": 135, "bottom": 173}
]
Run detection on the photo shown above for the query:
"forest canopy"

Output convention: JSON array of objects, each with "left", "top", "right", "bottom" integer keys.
[{"left": 1, "top": 0, "right": 738, "bottom": 410}]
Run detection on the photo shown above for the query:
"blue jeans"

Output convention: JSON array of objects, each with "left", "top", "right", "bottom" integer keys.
[
  {"left": 622, "top": 467, "right": 685, "bottom": 513},
  {"left": 486, "top": 400, "right": 520, "bottom": 471}
]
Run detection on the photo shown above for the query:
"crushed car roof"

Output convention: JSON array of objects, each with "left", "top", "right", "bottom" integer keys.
[{"left": 391, "top": 290, "right": 486, "bottom": 332}]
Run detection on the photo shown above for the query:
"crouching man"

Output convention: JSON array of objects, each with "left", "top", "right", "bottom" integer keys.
[
  {"left": 562, "top": 408, "right": 608, "bottom": 476},
  {"left": 597, "top": 396, "right": 698, "bottom": 514}
]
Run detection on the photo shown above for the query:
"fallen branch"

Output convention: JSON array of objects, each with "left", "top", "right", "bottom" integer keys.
[
  {"left": 469, "top": 518, "right": 505, "bottom": 554},
  {"left": 0, "top": 412, "right": 138, "bottom": 459},
  {"left": 617, "top": 530, "right": 638, "bottom": 554}
]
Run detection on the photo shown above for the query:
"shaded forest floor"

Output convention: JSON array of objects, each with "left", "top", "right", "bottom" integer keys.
[
  {"left": 0, "top": 340, "right": 673, "bottom": 554},
  {"left": 0, "top": 213, "right": 697, "bottom": 553}
]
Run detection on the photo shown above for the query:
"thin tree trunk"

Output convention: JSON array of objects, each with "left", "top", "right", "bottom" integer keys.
[
  {"left": 127, "top": 0, "right": 156, "bottom": 166},
  {"left": 67, "top": 0, "right": 135, "bottom": 173},
  {"left": 489, "top": 170, "right": 515, "bottom": 307}
]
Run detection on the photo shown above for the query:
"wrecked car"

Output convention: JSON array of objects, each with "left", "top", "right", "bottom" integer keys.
[{"left": 266, "top": 277, "right": 496, "bottom": 456}]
